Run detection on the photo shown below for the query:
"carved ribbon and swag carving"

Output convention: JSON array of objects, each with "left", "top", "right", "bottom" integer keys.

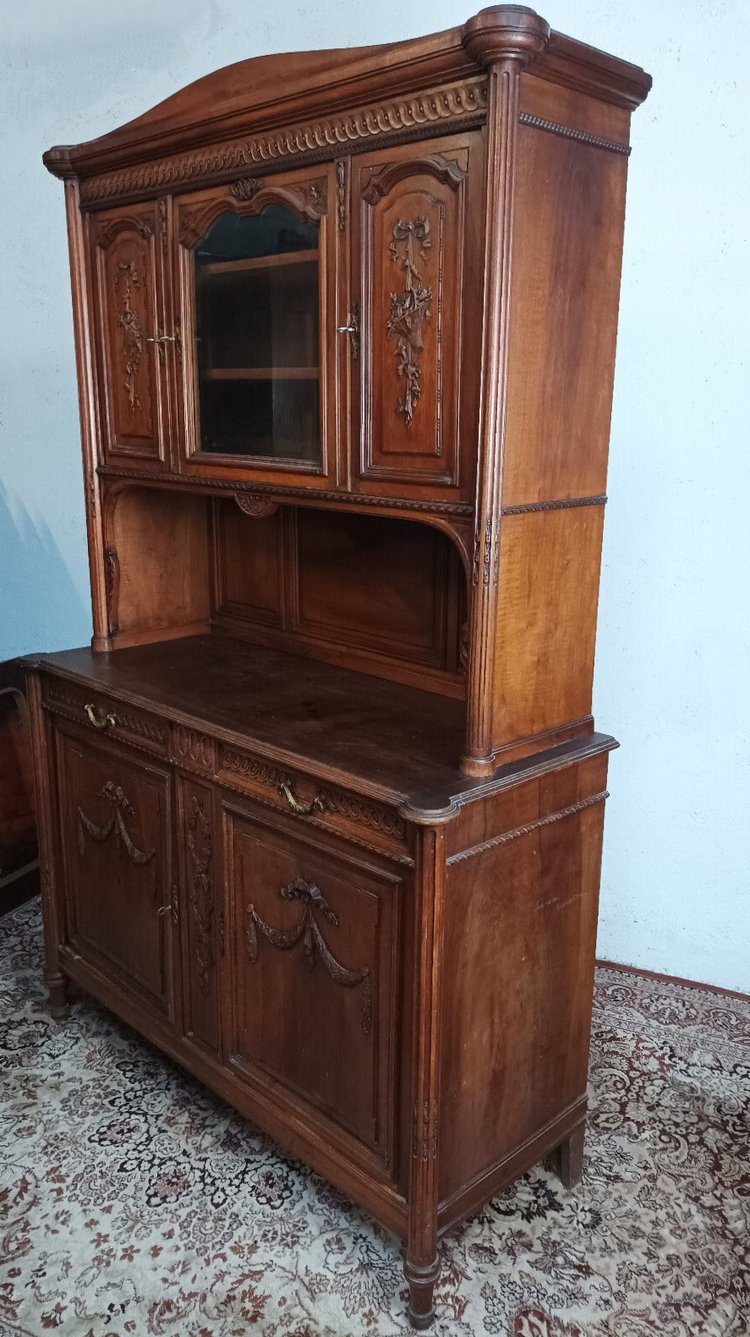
[
  {"left": 387, "top": 218, "right": 432, "bottom": 424},
  {"left": 245, "top": 877, "right": 372, "bottom": 1034},
  {"left": 77, "top": 781, "right": 156, "bottom": 881},
  {"left": 187, "top": 795, "right": 214, "bottom": 996}
]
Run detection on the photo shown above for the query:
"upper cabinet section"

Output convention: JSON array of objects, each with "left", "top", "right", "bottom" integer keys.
[
  {"left": 174, "top": 166, "right": 336, "bottom": 485},
  {"left": 90, "top": 201, "right": 170, "bottom": 469},
  {"left": 50, "top": 9, "right": 651, "bottom": 513}
]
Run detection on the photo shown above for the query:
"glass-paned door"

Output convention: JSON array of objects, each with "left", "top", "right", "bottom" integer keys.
[{"left": 176, "top": 169, "right": 334, "bottom": 480}]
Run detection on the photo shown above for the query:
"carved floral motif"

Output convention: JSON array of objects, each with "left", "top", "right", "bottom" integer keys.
[
  {"left": 187, "top": 795, "right": 214, "bottom": 996},
  {"left": 387, "top": 218, "right": 432, "bottom": 424},
  {"left": 230, "top": 176, "right": 265, "bottom": 201},
  {"left": 114, "top": 260, "right": 144, "bottom": 412},
  {"left": 336, "top": 159, "right": 347, "bottom": 231},
  {"left": 246, "top": 877, "right": 372, "bottom": 1034}
]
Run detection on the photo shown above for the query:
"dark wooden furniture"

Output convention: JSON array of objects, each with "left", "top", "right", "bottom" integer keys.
[
  {"left": 0, "top": 660, "right": 39, "bottom": 917},
  {"left": 29, "top": 9, "right": 650, "bottom": 1326}
]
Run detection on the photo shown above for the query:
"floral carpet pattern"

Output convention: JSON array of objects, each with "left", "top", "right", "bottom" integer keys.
[{"left": 1, "top": 900, "right": 748, "bottom": 1337}]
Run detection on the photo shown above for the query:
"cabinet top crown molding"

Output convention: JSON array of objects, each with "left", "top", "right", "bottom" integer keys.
[{"left": 43, "top": 7, "right": 651, "bottom": 183}]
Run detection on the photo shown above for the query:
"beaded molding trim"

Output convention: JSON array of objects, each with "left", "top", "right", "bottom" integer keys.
[
  {"left": 519, "top": 113, "right": 630, "bottom": 156},
  {"left": 446, "top": 790, "right": 609, "bottom": 865},
  {"left": 98, "top": 467, "right": 474, "bottom": 518},
  {"left": 501, "top": 495, "right": 607, "bottom": 516}
]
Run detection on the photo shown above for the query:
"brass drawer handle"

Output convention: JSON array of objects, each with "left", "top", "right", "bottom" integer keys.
[
  {"left": 84, "top": 702, "right": 117, "bottom": 731},
  {"left": 279, "top": 781, "right": 326, "bottom": 817}
]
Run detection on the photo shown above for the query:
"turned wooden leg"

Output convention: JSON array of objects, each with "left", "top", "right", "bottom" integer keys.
[
  {"left": 47, "top": 974, "right": 70, "bottom": 1021},
  {"left": 555, "top": 1122, "right": 585, "bottom": 1189},
  {"left": 405, "top": 1255, "right": 440, "bottom": 1330}
]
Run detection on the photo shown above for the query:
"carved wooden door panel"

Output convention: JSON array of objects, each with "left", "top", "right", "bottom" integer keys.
[
  {"left": 351, "top": 132, "right": 484, "bottom": 500},
  {"left": 54, "top": 723, "right": 175, "bottom": 1020},
  {"left": 89, "top": 200, "right": 171, "bottom": 468},
  {"left": 173, "top": 163, "right": 338, "bottom": 487},
  {"left": 224, "top": 800, "right": 403, "bottom": 1166}
]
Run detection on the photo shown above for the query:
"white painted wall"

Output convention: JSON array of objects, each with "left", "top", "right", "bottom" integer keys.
[{"left": 1, "top": 2, "right": 748, "bottom": 991}]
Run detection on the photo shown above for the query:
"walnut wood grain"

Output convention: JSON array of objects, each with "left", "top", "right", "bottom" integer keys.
[{"left": 36, "top": 10, "right": 650, "bottom": 1329}]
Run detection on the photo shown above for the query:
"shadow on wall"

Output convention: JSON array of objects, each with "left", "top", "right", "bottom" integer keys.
[{"left": 0, "top": 484, "right": 89, "bottom": 661}]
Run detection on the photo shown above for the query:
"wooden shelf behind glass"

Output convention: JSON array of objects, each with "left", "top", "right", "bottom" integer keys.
[
  {"left": 199, "top": 250, "right": 319, "bottom": 276},
  {"left": 203, "top": 368, "right": 320, "bottom": 380}
]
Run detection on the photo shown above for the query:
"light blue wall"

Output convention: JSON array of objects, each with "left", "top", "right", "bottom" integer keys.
[{"left": 1, "top": 1, "right": 748, "bottom": 990}]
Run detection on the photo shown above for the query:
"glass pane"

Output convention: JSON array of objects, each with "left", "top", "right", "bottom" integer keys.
[{"left": 194, "top": 206, "right": 321, "bottom": 463}]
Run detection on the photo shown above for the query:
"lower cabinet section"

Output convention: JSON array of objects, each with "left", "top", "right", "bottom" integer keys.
[
  {"left": 223, "top": 799, "right": 403, "bottom": 1167},
  {"left": 32, "top": 669, "right": 614, "bottom": 1330},
  {"left": 55, "top": 722, "right": 176, "bottom": 1022},
  {"left": 47, "top": 711, "right": 406, "bottom": 1181}
]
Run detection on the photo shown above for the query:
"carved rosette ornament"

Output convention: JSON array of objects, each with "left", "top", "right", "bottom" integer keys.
[
  {"left": 234, "top": 492, "right": 280, "bottom": 519},
  {"left": 387, "top": 218, "right": 432, "bottom": 424},
  {"left": 245, "top": 877, "right": 372, "bottom": 1034}
]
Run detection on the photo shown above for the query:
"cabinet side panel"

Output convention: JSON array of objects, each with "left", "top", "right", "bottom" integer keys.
[
  {"left": 112, "top": 487, "right": 211, "bottom": 644},
  {"left": 438, "top": 754, "right": 608, "bottom": 1204},
  {"left": 492, "top": 506, "right": 604, "bottom": 748},
  {"left": 502, "top": 102, "right": 629, "bottom": 505},
  {"left": 520, "top": 73, "right": 632, "bottom": 144}
]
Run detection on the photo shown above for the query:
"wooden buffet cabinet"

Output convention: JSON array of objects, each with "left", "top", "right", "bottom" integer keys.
[{"left": 28, "top": 8, "right": 650, "bottom": 1327}]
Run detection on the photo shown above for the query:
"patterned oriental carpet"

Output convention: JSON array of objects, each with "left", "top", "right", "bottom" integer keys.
[{"left": 1, "top": 901, "right": 748, "bottom": 1337}]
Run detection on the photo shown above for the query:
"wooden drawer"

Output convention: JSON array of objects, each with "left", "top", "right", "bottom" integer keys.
[
  {"left": 216, "top": 741, "right": 411, "bottom": 863},
  {"left": 43, "top": 675, "right": 167, "bottom": 757}
]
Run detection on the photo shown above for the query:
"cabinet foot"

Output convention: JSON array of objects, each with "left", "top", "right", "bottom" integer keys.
[
  {"left": 554, "top": 1122, "right": 585, "bottom": 1189},
  {"left": 47, "top": 975, "right": 70, "bottom": 1021},
  {"left": 405, "top": 1256, "right": 439, "bottom": 1330}
]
